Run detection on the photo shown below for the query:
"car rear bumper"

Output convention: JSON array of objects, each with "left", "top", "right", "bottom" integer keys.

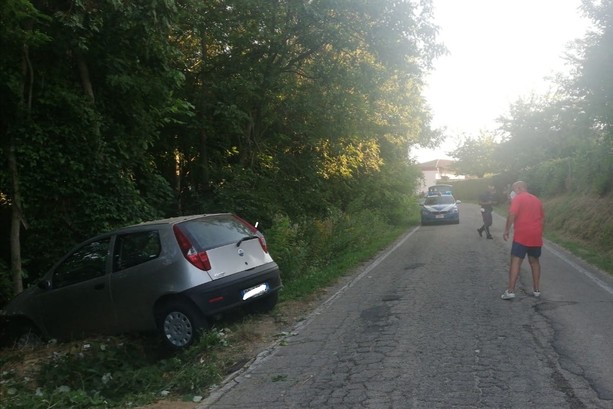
[{"left": 184, "top": 262, "right": 282, "bottom": 316}]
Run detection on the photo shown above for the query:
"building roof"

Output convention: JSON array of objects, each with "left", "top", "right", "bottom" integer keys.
[{"left": 417, "top": 159, "right": 455, "bottom": 171}]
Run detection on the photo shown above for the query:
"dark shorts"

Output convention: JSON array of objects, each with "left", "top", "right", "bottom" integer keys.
[
  {"left": 511, "top": 241, "right": 542, "bottom": 259},
  {"left": 482, "top": 211, "right": 492, "bottom": 226}
]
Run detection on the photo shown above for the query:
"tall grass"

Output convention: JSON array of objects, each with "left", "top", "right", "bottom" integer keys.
[
  {"left": 543, "top": 195, "right": 613, "bottom": 274},
  {"left": 0, "top": 330, "right": 227, "bottom": 408},
  {"left": 266, "top": 206, "right": 416, "bottom": 301}
]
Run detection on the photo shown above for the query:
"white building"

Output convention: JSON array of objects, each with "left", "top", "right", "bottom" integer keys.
[{"left": 417, "top": 159, "right": 465, "bottom": 195}]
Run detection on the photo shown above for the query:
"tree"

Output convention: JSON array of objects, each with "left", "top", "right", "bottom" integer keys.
[
  {"left": 0, "top": 0, "right": 51, "bottom": 295},
  {"left": 449, "top": 131, "right": 498, "bottom": 177},
  {"left": 0, "top": 0, "right": 444, "bottom": 300},
  {"left": 1, "top": 0, "right": 187, "bottom": 294},
  {"left": 488, "top": 0, "right": 613, "bottom": 196},
  {"left": 165, "top": 0, "right": 443, "bottom": 216}
]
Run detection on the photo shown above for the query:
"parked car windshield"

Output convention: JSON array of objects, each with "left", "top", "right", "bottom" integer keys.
[
  {"left": 424, "top": 195, "right": 455, "bottom": 205},
  {"left": 428, "top": 184, "right": 453, "bottom": 195}
]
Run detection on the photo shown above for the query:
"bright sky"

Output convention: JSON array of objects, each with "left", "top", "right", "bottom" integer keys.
[{"left": 412, "top": 0, "right": 592, "bottom": 163}]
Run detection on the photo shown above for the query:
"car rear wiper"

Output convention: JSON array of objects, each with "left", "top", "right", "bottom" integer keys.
[{"left": 236, "top": 235, "right": 259, "bottom": 247}]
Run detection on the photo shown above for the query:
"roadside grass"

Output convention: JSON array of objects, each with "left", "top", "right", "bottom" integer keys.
[
  {"left": 0, "top": 330, "right": 228, "bottom": 408},
  {"left": 544, "top": 232, "right": 613, "bottom": 274},
  {"left": 542, "top": 195, "right": 613, "bottom": 275},
  {"left": 0, "top": 208, "right": 413, "bottom": 409},
  {"left": 277, "top": 223, "right": 407, "bottom": 301}
]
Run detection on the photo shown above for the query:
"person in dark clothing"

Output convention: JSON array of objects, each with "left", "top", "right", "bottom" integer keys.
[{"left": 477, "top": 185, "right": 497, "bottom": 239}]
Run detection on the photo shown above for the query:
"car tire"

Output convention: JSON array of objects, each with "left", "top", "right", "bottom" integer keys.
[
  {"left": 9, "top": 321, "right": 43, "bottom": 348},
  {"left": 249, "top": 291, "right": 279, "bottom": 314},
  {"left": 157, "top": 302, "right": 207, "bottom": 350}
]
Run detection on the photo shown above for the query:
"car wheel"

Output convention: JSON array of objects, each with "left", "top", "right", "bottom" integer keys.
[
  {"left": 157, "top": 302, "right": 207, "bottom": 350},
  {"left": 9, "top": 321, "right": 43, "bottom": 348},
  {"left": 249, "top": 291, "right": 278, "bottom": 314}
]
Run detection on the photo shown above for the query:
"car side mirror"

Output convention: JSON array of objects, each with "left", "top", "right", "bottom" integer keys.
[
  {"left": 456, "top": 200, "right": 462, "bottom": 204},
  {"left": 37, "top": 280, "right": 51, "bottom": 290}
]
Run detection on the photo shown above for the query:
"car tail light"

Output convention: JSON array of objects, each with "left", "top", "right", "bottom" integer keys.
[
  {"left": 255, "top": 234, "right": 268, "bottom": 254},
  {"left": 234, "top": 215, "right": 269, "bottom": 253},
  {"left": 173, "top": 225, "right": 212, "bottom": 271}
]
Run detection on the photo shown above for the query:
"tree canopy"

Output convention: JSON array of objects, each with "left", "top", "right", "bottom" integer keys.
[{"left": 0, "top": 0, "right": 443, "bottom": 301}]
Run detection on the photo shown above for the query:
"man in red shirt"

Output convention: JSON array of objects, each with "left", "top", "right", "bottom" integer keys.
[{"left": 501, "top": 181, "right": 544, "bottom": 300}]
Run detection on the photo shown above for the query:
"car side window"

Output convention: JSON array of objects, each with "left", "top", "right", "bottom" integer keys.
[
  {"left": 53, "top": 239, "right": 111, "bottom": 288},
  {"left": 113, "top": 230, "right": 161, "bottom": 271}
]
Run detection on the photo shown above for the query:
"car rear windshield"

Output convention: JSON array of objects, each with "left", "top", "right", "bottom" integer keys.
[
  {"left": 425, "top": 195, "right": 455, "bottom": 205},
  {"left": 178, "top": 215, "right": 255, "bottom": 250}
]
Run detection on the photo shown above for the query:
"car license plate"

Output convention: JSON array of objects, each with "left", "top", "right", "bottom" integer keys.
[
  {"left": 241, "top": 283, "right": 269, "bottom": 300},
  {"left": 435, "top": 215, "right": 444, "bottom": 219}
]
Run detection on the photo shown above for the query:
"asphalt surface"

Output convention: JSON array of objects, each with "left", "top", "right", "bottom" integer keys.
[{"left": 200, "top": 203, "right": 613, "bottom": 409}]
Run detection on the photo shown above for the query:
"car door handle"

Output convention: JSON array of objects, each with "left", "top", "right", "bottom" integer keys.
[{"left": 94, "top": 283, "right": 105, "bottom": 290}]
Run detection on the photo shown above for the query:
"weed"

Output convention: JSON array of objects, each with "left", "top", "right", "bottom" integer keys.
[{"left": 0, "top": 330, "right": 228, "bottom": 408}]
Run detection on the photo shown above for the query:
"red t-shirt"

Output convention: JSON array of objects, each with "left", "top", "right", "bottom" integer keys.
[{"left": 509, "top": 192, "right": 544, "bottom": 246}]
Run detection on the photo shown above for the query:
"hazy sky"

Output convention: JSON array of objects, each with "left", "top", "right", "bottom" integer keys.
[{"left": 412, "top": 0, "right": 592, "bottom": 163}]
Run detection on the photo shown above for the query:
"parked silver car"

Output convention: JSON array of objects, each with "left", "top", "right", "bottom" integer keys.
[{"left": 2, "top": 214, "right": 282, "bottom": 349}]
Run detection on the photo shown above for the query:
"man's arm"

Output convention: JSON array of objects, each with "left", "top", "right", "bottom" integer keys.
[{"left": 503, "top": 212, "right": 515, "bottom": 241}]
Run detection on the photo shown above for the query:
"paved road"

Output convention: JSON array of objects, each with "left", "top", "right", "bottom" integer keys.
[{"left": 201, "top": 203, "right": 613, "bottom": 408}]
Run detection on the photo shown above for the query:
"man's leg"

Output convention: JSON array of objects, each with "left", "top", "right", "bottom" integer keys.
[
  {"left": 502, "top": 255, "right": 523, "bottom": 299},
  {"left": 528, "top": 256, "right": 541, "bottom": 291},
  {"left": 484, "top": 212, "right": 493, "bottom": 239},
  {"left": 507, "top": 255, "right": 523, "bottom": 291}
]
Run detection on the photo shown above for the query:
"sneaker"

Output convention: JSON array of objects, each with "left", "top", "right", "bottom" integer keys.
[
  {"left": 501, "top": 290, "right": 515, "bottom": 300},
  {"left": 486, "top": 235, "right": 493, "bottom": 239},
  {"left": 477, "top": 228, "right": 483, "bottom": 237},
  {"left": 533, "top": 290, "right": 541, "bottom": 298}
]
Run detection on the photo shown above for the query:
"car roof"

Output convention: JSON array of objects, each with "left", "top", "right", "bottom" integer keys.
[{"left": 84, "top": 213, "right": 234, "bottom": 241}]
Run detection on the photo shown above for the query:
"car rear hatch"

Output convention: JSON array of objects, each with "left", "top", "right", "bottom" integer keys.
[{"left": 172, "top": 214, "right": 273, "bottom": 280}]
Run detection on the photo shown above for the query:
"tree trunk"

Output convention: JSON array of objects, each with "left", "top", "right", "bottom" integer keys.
[
  {"left": 77, "top": 52, "right": 96, "bottom": 104},
  {"left": 7, "top": 31, "right": 35, "bottom": 295},
  {"left": 8, "top": 140, "right": 24, "bottom": 295},
  {"left": 198, "top": 31, "right": 210, "bottom": 192}
]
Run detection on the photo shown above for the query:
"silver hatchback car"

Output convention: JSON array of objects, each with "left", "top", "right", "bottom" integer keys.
[{"left": 3, "top": 213, "right": 282, "bottom": 349}]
